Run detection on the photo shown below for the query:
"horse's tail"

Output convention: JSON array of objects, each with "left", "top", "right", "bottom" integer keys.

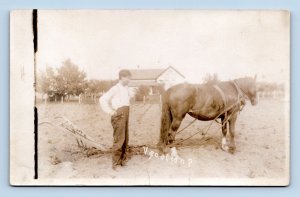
[{"left": 157, "top": 94, "right": 172, "bottom": 153}]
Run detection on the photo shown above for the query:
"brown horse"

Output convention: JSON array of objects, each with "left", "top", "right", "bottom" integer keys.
[{"left": 158, "top": 76, "right": 258, "bottom": 155}]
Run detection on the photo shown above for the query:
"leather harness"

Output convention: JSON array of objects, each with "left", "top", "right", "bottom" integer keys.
[{"left": 212, "top": 80, "right": 247, "bottom": 127}]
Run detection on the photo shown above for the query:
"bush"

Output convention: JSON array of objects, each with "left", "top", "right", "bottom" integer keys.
[{"left": 135, "top": 86, "right": 150, "bottom": 101}]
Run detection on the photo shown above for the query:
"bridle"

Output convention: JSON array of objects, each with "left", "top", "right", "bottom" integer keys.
[{"left": 232, "top": 79, "right": 254, "bottom": 109}]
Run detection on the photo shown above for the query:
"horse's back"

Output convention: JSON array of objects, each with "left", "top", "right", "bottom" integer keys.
[{"left": 163, "top": 83, "right": 197, "bottom": 105}]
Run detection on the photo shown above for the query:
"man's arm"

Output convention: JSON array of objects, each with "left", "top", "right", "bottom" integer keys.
[{"left": 99, "top": 86, "right": 116, "bottom": 116}]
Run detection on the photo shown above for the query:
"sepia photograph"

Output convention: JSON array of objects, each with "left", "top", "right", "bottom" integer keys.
[{"left": 10, "top": 10, "right": 290, "bottom": 185}]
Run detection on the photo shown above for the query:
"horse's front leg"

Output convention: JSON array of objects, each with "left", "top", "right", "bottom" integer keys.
[
  {"left": 221, "top": 116, "right": 229, "bottom": 152},
  {"left": 228, "top": 113, "right": 238, "bottom": 154}
]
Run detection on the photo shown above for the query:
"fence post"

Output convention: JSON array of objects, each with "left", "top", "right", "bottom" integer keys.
[
  {"left": 143, "top": 95, "right": 146, "bottom": 105},
  {"left": 61, "top": 96, "right": 64, "bottom": 104},
  {"left": 44, "top": 94, "right": 47, "bottom": 105},
  {"left": 159, "top": 94, "right": 162, "bottom": 110}
]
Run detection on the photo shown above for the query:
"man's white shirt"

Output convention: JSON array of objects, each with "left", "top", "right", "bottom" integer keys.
[{"left": 99, "top": 82, "right": 130, "bottom": 115}]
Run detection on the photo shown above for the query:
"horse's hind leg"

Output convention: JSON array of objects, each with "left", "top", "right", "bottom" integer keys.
[
  {"left": 167, "top": 101, "right": 190, "bottom": 144},
  {"left": 168, "top": 117, "right": 184, "bottom": 144},
  {"left": 166, "top": 101, "right": 190, "bottom": 159},
  {"left": 167, "top": 116, "right": 185, "bottom": 159},
  {"left": 221, "top": 116, "right": 229, "bottom": 152}
]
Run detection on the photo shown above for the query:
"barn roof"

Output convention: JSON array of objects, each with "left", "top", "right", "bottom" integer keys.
[
  {"left": 129, "top": 66, "right": 185, "bottom": 80},
  {"left": 129, "top": 69, "right": 164, "bottom": 80}
]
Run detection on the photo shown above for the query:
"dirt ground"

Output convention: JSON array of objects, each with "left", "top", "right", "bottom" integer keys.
[{"left": 37, "top": 98, "right": 289, "bottom": 185}]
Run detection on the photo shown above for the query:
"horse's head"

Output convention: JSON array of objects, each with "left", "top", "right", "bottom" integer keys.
[{"left": 235, "top": 76, "right": 258, "bottom": 106}]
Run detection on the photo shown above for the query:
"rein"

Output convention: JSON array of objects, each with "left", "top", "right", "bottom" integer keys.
[
  {"left": 232, "top": 80, "right": 249, "bottom": 103},
  {"left": 171, "top": 101, "right": 243, "bottom": 147},
  {"left": 171, "top": 80, "right": 247, "bottom": 146}
]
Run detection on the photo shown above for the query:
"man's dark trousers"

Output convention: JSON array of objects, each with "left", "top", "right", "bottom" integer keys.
[{"left": 111, "top": 106, "right": 129, "bottom": 167}]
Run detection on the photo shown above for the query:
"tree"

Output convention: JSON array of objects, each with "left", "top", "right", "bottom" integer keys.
[
  {"left": 135, "top": 85, "right": 150, "bottom": 101},
  {"left": 153, "top": 83, "right": 165, "bottom": 94},
  {"left": 203, "top": 73, "right": 220, "bottom": 85},
  {"left": 98, "top": 80, "right": 118, "bottom": 93},
  {"left": 257, "top": 82, "right": 284, "bottom": 92},
  {"left": 56, "top": 59, "right": 87, "bottom": 96},
  {"left": 36, "top": 65, "right": 57, "bottom": 96},
  {"left": 85, "top": 79, "right": 100, "bottom": 95},
  {"left": 36, "top": 59, "right": 87, "bottom": 102}
]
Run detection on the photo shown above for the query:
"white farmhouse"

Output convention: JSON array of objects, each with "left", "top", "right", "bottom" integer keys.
[{"left": 128, "top": 66, "right": 186, "bottom": 96}]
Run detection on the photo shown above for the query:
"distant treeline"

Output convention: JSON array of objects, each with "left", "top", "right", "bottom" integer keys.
[
  {"left": 37, "top": 61, "right": 285, "bottom": 102},
  {"left": 36, "top": 59, "right": 117, "bottom": 99},
  {"left": 202, "top": 73, "right": 285, "bottom": 92}
]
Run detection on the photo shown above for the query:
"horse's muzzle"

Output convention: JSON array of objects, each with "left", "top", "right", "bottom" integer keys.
[{"left": 251, "top": 98, "right": 258, "bottom": 105}]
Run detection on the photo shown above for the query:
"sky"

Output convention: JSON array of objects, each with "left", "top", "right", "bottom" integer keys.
[{"left": 36, "top": 10, "right": 290, "bottom": 84}]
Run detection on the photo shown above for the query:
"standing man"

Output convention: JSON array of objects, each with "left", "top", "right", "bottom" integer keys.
[{"left": 99, "top": 69, "right": 132, "bottom": 170}]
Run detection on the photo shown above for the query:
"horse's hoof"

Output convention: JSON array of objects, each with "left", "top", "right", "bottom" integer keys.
[
  {"left": 221, "top": 145, "right": 229, "bottom": 152},
  {"left": 158, "top": 146, "right": 170, "bottom": 155},
  {"left": 228, "top": 147, "right": 236, "bottom": 154},
  {"left": 163, "top": 146, "right": 170, "bottom": 154}
]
